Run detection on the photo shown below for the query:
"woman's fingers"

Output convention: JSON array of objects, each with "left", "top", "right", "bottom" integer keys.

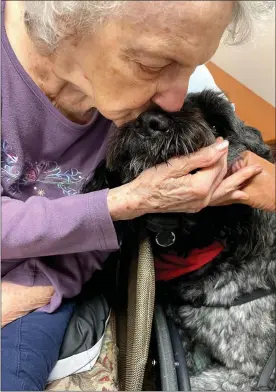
[
  {"left": 225, "top": 190, "right": 249, "bottom": 204},
  {"left": 162, "top": 154, "right": 227, "bottom": 213},
  {"left": 210, "top": 164, "right": 263, "bottom": 206},
  {"left": 166, "top": 139, "right": 229, "bottom": 178},
  {"left": 191, "top": 154, "right": 227, "bottom": 201},
  {"left": 111, "top": 139, "right": 231, "bottom": 220}
]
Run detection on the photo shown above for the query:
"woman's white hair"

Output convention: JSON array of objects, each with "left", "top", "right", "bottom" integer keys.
[{"left": 23, "top": 1, "right": 275, "bottom": 53}]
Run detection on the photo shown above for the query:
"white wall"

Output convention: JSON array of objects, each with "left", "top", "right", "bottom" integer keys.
[{"left": 211, "top": 19, "right": 275, "bottom": 107}]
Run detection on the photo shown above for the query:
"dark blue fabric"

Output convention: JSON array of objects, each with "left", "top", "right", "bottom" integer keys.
[{"left": 1, "top": 301, "right": 75, "bottom": 391}]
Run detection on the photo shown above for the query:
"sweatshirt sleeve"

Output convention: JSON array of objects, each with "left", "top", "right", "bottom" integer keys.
[{"left": 2, "top": 189, "right": 119, "bottom": 260}]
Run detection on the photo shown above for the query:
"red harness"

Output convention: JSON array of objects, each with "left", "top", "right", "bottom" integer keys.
[{"left": 155, "top": 242, "right": 224, "bottom": 281}]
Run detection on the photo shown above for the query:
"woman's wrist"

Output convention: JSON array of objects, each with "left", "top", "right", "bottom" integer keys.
[{"left": 107, "top": 183, "right": 148, "bottom": 221}]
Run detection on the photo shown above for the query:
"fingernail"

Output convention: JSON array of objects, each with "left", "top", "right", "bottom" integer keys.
[
  {"left": 253, "top": 165, "right": 263, "bottom": 171},
  {"left": 248, "top": 165, "right": 263, "bottom": 173},
  {"left": 240, "top": 194, "right": 250, "bottom": 200},
  {"left": 233, "top": 191, "right": 249, "bottom": 201},
  {"left": 216, "top": 137, "right": 224, "bottom": 143},
  {"left": 215, "top": 140, "right": 229, "bottom": 151}
]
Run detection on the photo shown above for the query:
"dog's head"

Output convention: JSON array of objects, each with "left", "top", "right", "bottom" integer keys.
[
  {"left": 86, "top": 90, "right": 273, "bottom": 255},
  {"left": 106, "top": 90, "right": 272, "bottom": 185}
]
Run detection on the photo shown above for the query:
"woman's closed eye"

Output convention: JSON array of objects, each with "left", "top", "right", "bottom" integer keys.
[{"left": 139, "top": 64, "right": 165, "bottom": 74}]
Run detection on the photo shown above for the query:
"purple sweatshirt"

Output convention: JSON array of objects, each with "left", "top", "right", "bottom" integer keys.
[{"left": 1, "top": 1, "right": 119, "bottom": 312}]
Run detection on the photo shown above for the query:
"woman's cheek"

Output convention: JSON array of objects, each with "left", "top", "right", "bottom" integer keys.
[{"left": 131, "top": 82, "right": 158, "bottom": 107}]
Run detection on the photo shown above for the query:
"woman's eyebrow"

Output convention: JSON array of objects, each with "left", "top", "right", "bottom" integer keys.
[
  {"left": 122, "top": 38, "right": 193, "bottom": 64},
  {"left": 123, "top": 44, "right": 170, "bottom": 59}
]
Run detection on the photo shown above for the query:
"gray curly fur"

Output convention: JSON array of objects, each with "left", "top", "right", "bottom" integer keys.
[
  {"left": 82, "top": 90, "right": 276, "bottom": 391},
  {"left": 165, "top": 210, "right": 276, "bottom": 390}
]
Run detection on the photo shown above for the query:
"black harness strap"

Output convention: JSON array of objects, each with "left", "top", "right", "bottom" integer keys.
[
  {"left": 198, "top": 287, "right": 276, "bottom": 309},
  {"left": 256, "top": 347, "right": 276, "bottom": 391},
  {"left": 226, "top": 287, "right": 276, "bottom": 308}
]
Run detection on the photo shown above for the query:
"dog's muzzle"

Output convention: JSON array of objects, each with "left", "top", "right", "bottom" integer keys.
[{"left": 135, "top": 111, "right": 170, "bottom": 137}]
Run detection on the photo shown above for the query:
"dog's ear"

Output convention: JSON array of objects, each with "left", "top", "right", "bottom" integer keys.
[
  {"left": 184, "top": 90, "right": 274, "bottom": 163},
  {"left": 81, "top": 160, "right": 109, "bottom": 194},
  {"left": 81, "top": 160, "right": 108, "bottom": 194},
  {"left": 81, "top": 160, "right": 122, "bottom": 194},
  {"left": 183, "top": 90, "right": 237, "bottom": 138},
  {"left": 238, "top": 125, "right": 274, "bottom": 163}
]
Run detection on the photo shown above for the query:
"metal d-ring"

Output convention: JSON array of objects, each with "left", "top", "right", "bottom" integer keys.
[{"left": 155, "top": 231, "right": 176, "bottom": 247}]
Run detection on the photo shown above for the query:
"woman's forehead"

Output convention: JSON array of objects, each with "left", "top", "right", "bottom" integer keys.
[
  {"left": 125, "top": 0, "right": 234, "bottom": 27},
  {"left": 117, "top": 2, "right": 233, "bottom": 66}
]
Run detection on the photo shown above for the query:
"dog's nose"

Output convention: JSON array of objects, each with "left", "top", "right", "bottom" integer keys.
[{"left": 136, "top": 112, "right": 169, "bottom": 134}]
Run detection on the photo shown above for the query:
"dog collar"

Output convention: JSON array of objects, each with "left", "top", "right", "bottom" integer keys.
[
  {"left": 146, "top": 214, "right": 180, "bottom": 247},
  {"left": 155, "top": 242, "right": 224, "bottom": 281}
]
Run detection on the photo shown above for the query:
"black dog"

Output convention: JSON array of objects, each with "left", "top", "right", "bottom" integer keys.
[{"left": 82, "top": 90, "right": 276, "bottom": 390}]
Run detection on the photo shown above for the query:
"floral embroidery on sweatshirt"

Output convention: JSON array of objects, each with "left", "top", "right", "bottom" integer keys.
[{"left": 1, "top": 140, "right": 84, "bottom": 196}]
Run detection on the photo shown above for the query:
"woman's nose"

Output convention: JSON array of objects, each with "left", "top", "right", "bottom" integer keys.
[
  {"left": 152, "top": 86, "right": 187, "bottom": 112},
  {"left": 151, "top": 65, "right": 190, "bottom": 112}
]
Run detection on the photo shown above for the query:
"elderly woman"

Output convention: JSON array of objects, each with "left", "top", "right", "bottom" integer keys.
[{"left": 2, "top": 0, "right": 275, "bottom": 390}]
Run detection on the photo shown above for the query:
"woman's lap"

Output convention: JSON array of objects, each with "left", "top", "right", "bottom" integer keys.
[{"left": 1, "top": 301, "right": 75, "bottom": 391}]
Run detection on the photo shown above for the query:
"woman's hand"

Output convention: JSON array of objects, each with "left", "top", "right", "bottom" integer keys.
[
  {"left": 107, "top": 139, "right": 262, "bottom": 220},
  {"left": 2, "top": 282, "right": 54, "bottom": 327},
  {"left": 210, "top": 151, "right": 275, "bottom": 211}
]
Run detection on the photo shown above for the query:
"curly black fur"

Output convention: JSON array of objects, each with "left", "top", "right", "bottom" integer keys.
[{"left": 82, "top": 90, "right": 276, "bottom": 391}]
